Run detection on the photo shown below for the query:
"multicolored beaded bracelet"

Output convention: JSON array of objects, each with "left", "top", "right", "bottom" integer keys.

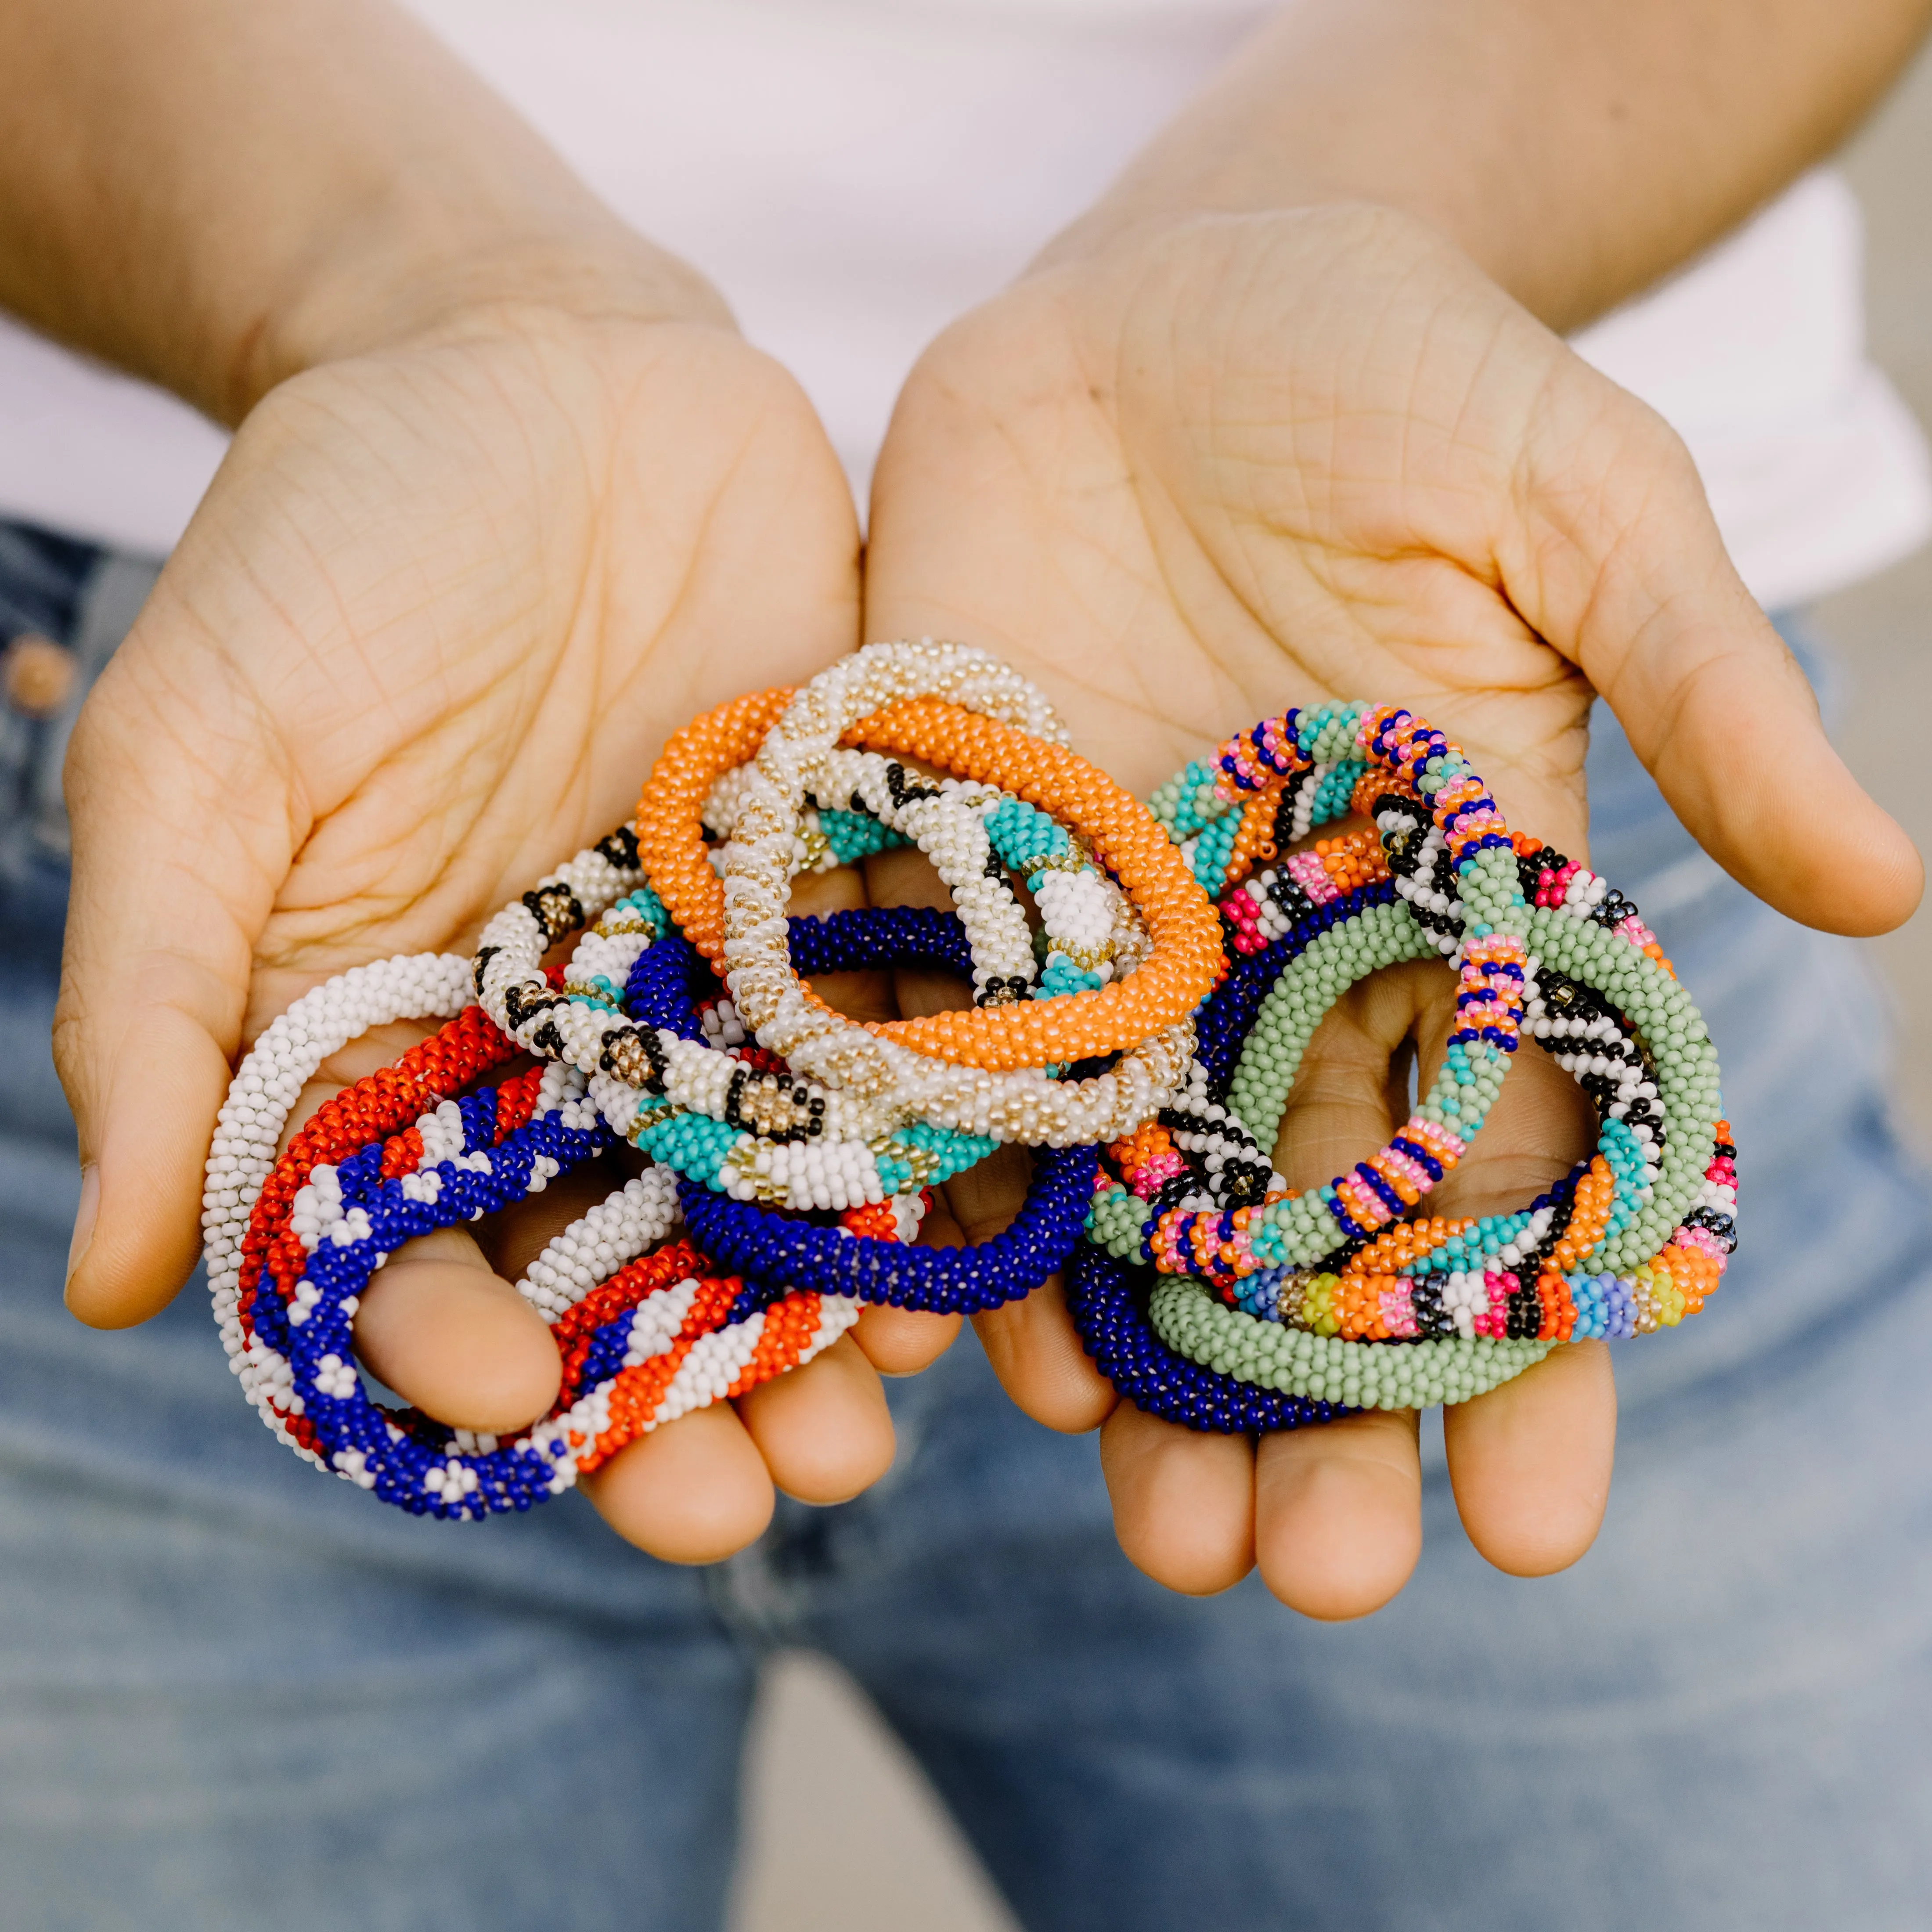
[
  {"left": 480, "top": 789, "right": 1190, "bottom": 1159},
  {"left": 639, "top": 655, "right": 1220, "bottom": 1073},
  {"left": 633, "top": 911, "right": 1097, "bottom": 1312},
  {"left": 1075, "top": 701, "right": 1737, "bottom": 1420},
  {"left": 204, "top": 961, "right": 858, "bottom": 1516}
]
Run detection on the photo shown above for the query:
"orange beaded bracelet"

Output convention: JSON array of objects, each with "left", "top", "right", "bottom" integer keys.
[{"left": 635, "top": 691, "right": 1224, "bottom": 1073}]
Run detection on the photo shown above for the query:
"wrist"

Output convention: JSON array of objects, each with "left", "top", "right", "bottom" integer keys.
[
  {"left": 1027, "top": 195, "right": 1461, "bottom": 299},
  {"left": 229, "top": 192, "right": 732, "bottom": 420}
]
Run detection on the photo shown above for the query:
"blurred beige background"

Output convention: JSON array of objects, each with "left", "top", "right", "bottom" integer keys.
[
  {"left": 728, "top": 44, "right": 1932, "bottom": 1931},
  {"left": 1820, "top": 43, "right": 1932, "bottom": 1141}
]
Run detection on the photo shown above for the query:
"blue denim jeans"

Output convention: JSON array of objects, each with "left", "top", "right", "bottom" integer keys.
[{"left": 2, "top": 516, "right": 1929, "bottom": 1930}]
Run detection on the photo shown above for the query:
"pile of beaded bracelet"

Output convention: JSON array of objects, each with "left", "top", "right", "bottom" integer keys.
[
  {"left": 473, "top": 643, "right": 1219, "bottom": 1190},
  {"left": 1070, "top": 700, "right": 1737, "bottom": 1425},
  {"left": 203, "top": 637, "right": 1221, "bottom": 1514},
  {"left": 203, "top": 956, "right": 858, "bottom": 1518},
  {"left": 205, "top": 656, "right": 1741, "bottom": 1507},
  {"left": 201, "top": 892, "right": 1125, "bottom": 1516}
]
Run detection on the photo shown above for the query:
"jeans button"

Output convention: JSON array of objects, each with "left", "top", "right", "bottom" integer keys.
[{"left": 3, "top": 633, "right": 77, "bottom": 718}]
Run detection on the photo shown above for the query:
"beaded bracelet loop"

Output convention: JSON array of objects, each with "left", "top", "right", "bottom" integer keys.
[
  {"left": 206, "top": 953, "right": 506, "bottom": 1457},
  {"left": 1078, "top": 700, "right": 1737, "bottom": 1423},
  {"left": 631, "top": 912, "right": 1099, "bottom": 1312},
  {"left": 789, "top": 693, "right": 1224, "bottom": 1071},
  {"left": 204, "top": 960, "right": 857, "bottom": 1516},
  {"left": 636, "top": 666, "right": 1220, "bottom": 1071}
]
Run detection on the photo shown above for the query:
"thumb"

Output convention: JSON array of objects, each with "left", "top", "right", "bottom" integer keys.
[
  {"left": 54, "top": 638, "right": 291, "bottom": 1328},
  {"left": 1512, "top": 377, "right": 1922, "bottom": 937}
]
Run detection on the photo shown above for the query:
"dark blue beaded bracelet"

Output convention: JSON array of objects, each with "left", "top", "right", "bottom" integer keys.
[
  {"left": 270, "top": 1089, "right": 617, "bottom": 1520},
  {"left": 621, "top": 909, "right": 973, "bottom": 1044},
  {"left": 679, "top": 1141, "right": 1099, "bottom": 1315},
  {"left": 1063, "top": 1245, "right": 1344, "bottom": 1434}
]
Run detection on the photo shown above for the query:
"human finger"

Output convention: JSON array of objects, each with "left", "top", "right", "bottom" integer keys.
[
  {"left": 852, "top": 1303, "right": 962, "bottom": 1376},
  {"left": 732, "top": 1332, "right": 896, "bottom": 1503},
  {"left": 1098, "top": 1401, "right": 1255, "bottom": 1594},
  {"left": 973, "top": 1275, "right": 1119, "bottom": 1433},
  {"left": 1444, "top": 1338, "right": 1616, "bottom": 1574},
  {"left": 352, "top": 1227, "right": 562, "bottom": 1435},
  {"left": 581, "top": 1402, "right": 776, "bottom": 1562},
  {"left": 1253, "top": 1409, "right": 1424, "bottom": 1619},
  {"left": 1515, "top": 366, "right": 1921, "bottom": 936}
]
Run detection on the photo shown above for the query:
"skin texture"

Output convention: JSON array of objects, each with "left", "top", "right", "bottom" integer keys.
[{"left": 6, "top": 0, "right": 1924, "bottom": 1603}]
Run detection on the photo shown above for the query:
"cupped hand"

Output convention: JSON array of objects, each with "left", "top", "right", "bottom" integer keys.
[
  {"left": 861, "top": 202, "right": 1923, "bottom": 1616},
  {"left": 56, "top": 297, "right": 952, "bottom": 1559}
]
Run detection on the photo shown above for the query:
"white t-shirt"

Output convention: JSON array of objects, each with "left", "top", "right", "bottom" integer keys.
[{"left": 0, "top": 0, "right": 1924, "bottom": 612}]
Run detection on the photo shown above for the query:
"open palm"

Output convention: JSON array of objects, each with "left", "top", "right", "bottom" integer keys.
[
  {"left": 864, "top": 203, "right": 1920, "bottom": 1615},
  {"left": 56, "top": 307, "right": 929, "bottom": 1556}
]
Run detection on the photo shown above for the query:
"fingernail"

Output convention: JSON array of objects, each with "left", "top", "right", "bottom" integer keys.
[{"left": 64, "top": 1164, "right": 99, "bottom": 1299}]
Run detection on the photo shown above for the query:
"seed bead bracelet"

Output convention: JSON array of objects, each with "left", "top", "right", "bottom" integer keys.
[
  {"left": 721, "top": 646, "right": 1218, "bottom": 1076},
  {"left": 631, "top": 693, "right": 1205, "bottom": 1146},
  {"left": 206, "top": 965, "right": 858, "bottom": 1515},
  {"left": 680, "top": 1150, "right": 1096, "bottom": 1315},
  {"left": 477, "top": 856, "right": 928, "bottom": 1161},
  {"left": 1075, "top": 703, "right": 1735, "bottom": 1420},
  {"left": 1203, "top": 839, "right": 1729, "bottom": 1321},
  {"left": 289, "top": 1068, "right": 855, "bottom": 1515},
  {"left": 699, "top": 746, "right": 1052, "bottom": 1009},
  {"left": 636, "top": 641, "right": 1197, "bottom": 1049},
  {"left": 612, "top": 920, "right": 1009, "bottom": 1209},
  {"left": 638, "top": 916, "right": 1100, "bottom": 1312},
  {"left": 274, "top": 1069, "right": 854, "bottom": 1517},
  {"left": 206, "top": 952, "right": 513, "bottom": 1460},
  {"left": 801, "top": 748, "right": 1139, "bottom": 1003},
  {"left": 1146, "top": 703, "right": 1725, "bottom": 1289}
]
